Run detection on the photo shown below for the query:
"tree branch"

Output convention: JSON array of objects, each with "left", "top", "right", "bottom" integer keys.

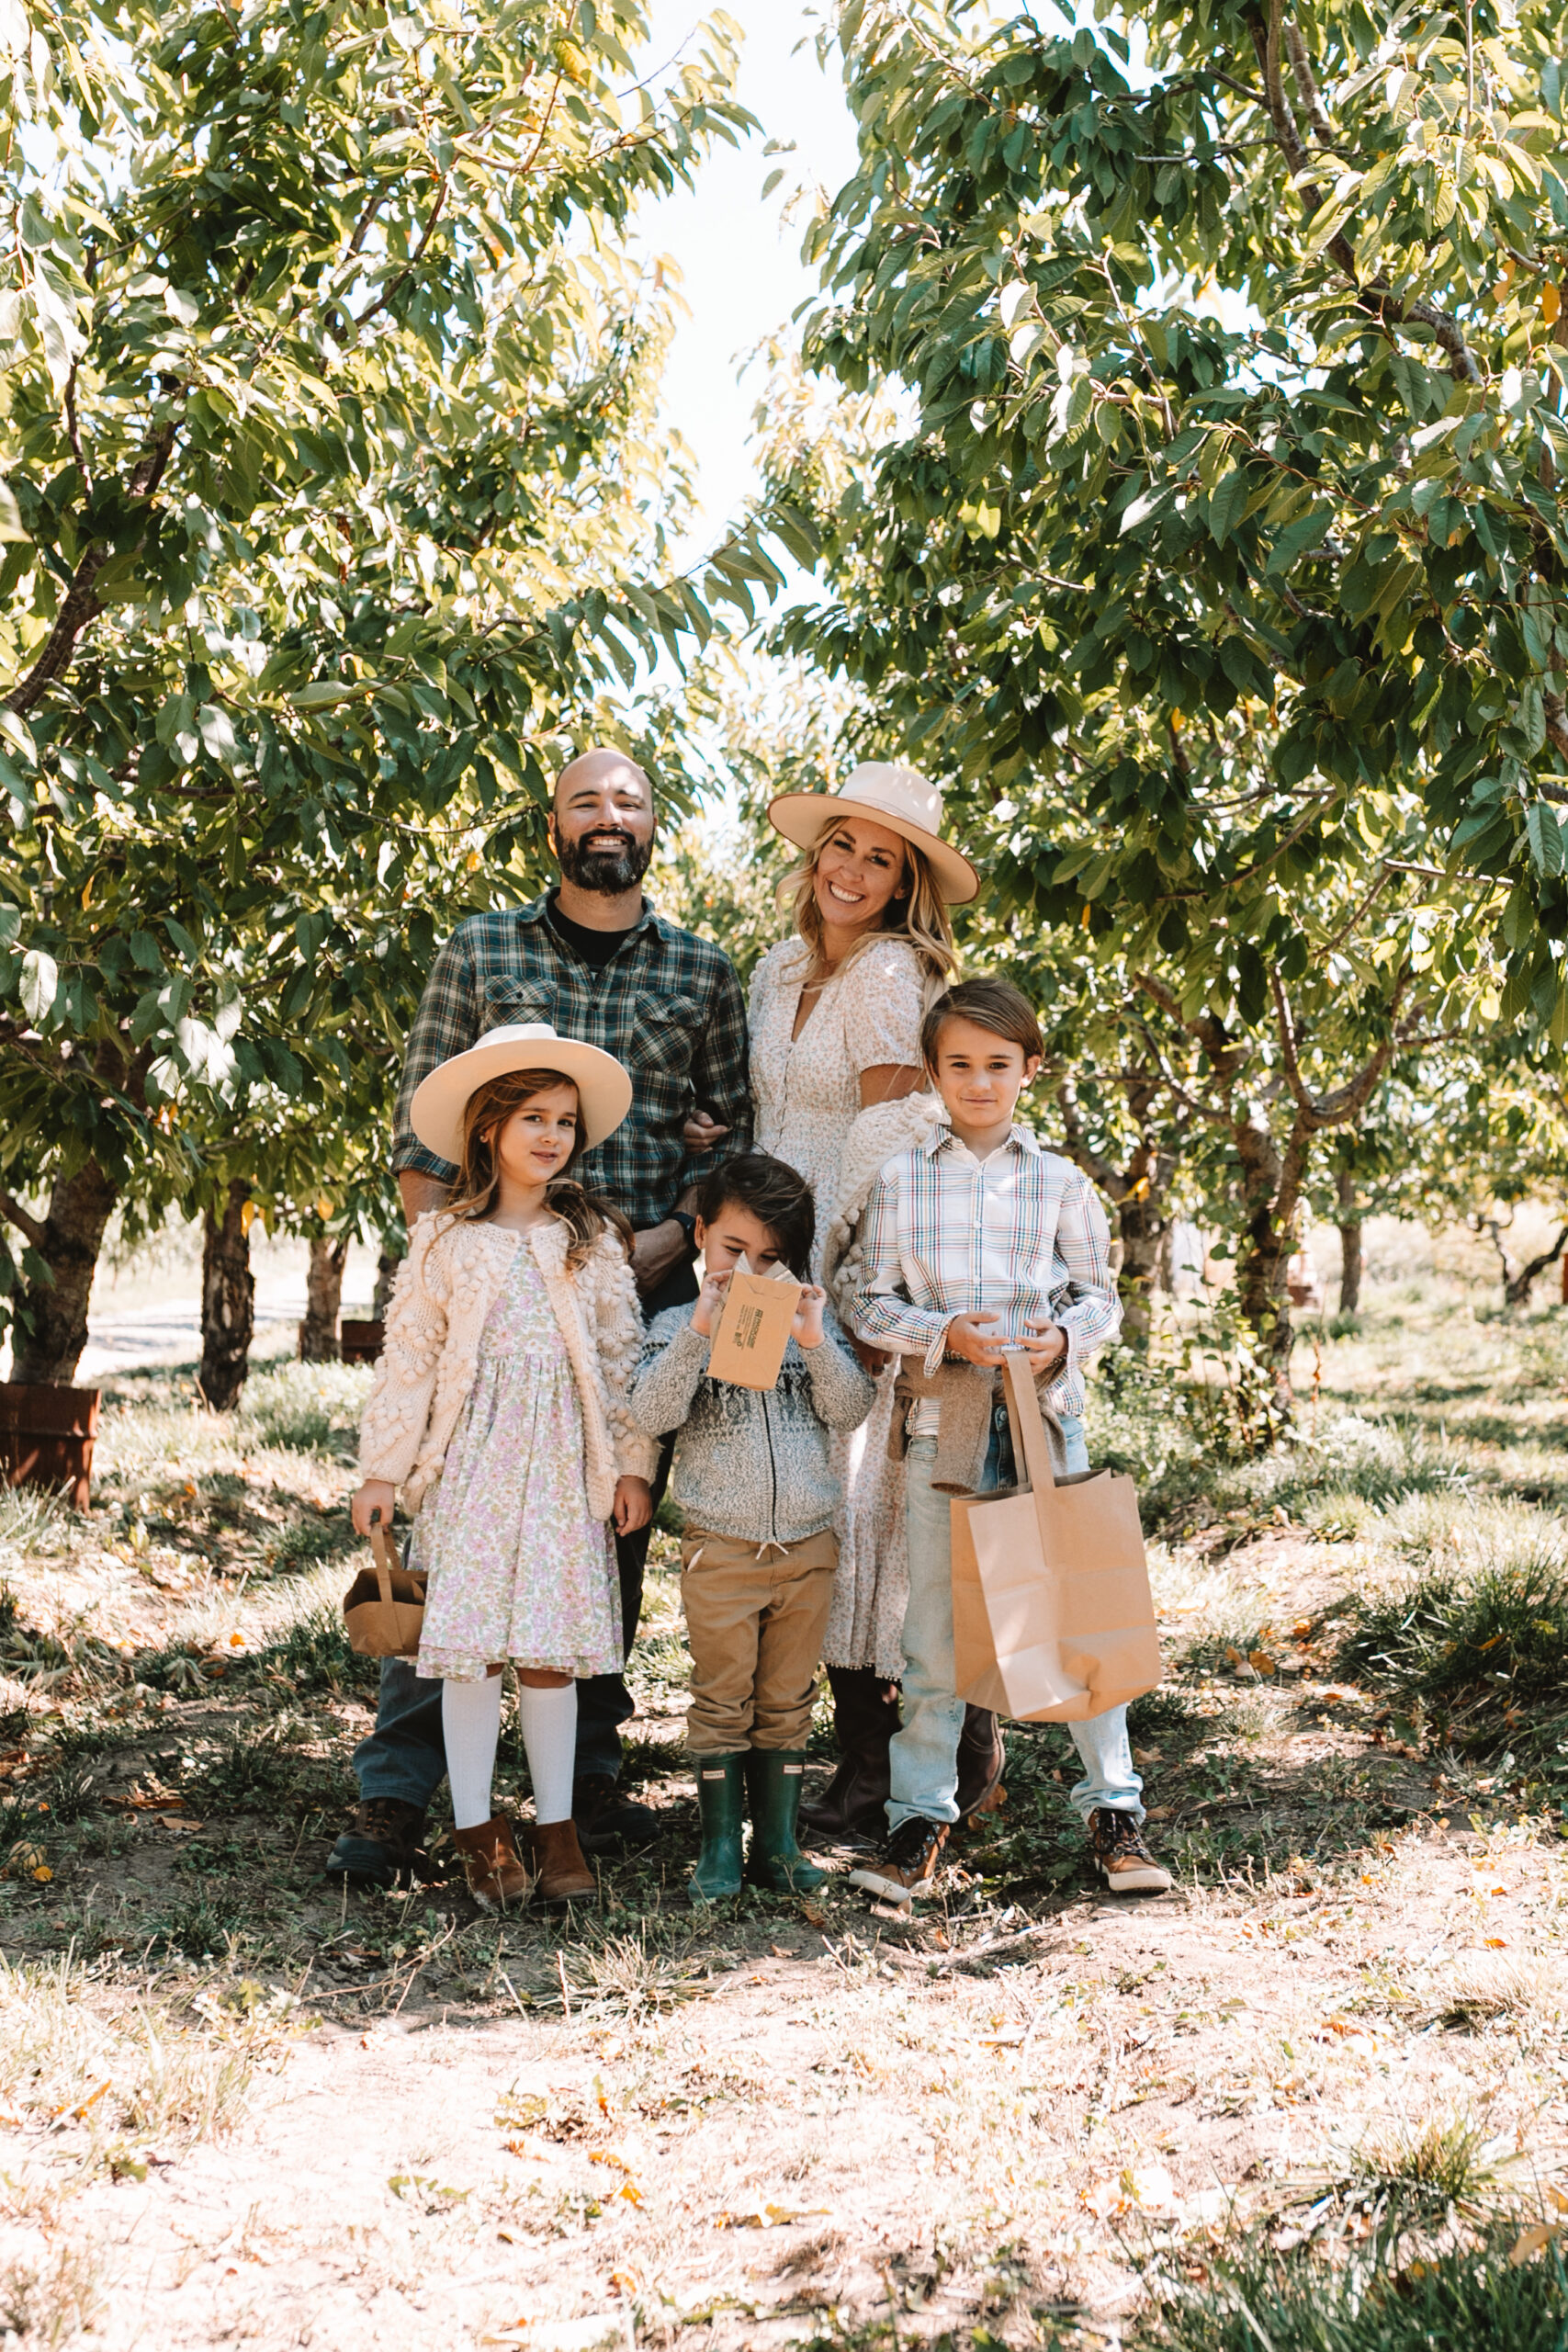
[
  {"left": 353, "top": 172, "right": 450, "bottom": 332},
  {"left": 0, "top": 1190, "right": 46, "bottom": 1252}
]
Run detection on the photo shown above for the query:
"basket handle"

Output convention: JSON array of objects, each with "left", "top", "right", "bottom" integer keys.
[{"left": 368, "top": 1510, "right": 399, "bottom": 1603}]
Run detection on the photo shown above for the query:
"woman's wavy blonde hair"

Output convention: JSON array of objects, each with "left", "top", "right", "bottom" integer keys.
[
  {"left": 441, "top": 1067, "right": 632, "bottom": 1271},
  {"left": 784, "top": 812, "right": 958, "bottom": 990}
]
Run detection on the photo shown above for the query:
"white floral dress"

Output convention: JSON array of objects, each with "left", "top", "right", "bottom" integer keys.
[
  {"left": 749, "top": 935, "right": 930, "bottom": 1678},
  {"left": 412, "top": 1248, "right": 621, "bottom": 1683}
]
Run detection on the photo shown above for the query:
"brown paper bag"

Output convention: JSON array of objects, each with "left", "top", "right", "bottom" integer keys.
[
  {"left": 951, "top": 1351, "right": 1161, "bottom": 1722},
  {"left": 705, "top": 1258, "right": 803, "bottom": 1391},
  {"left": 343, "top": 1518, "right": 426, "bottom": 1659}
]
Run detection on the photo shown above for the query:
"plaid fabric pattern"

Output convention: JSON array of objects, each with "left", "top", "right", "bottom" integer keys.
[
  {"left": 848, "top": 1121, "right": 1121, "bottom": 1415},
  {"left": 392, "top": 894, "right": 753, "bottom": 1232}
]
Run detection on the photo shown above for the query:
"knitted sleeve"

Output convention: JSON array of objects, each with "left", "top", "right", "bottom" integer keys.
[
  {"left": 629, "top": 1309, "right": 712, "bottom": 1439},
  {"left": 357, "top": 1216, "right": 449, "bottom": 1487},
  {"left": 802, "top": 1315, "right": 877, "bottom": 1431},
  {"left": 590, "top": 1236, "right": 660, "bottom": 1483}
]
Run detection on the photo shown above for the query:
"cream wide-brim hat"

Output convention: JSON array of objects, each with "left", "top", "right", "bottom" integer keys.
[
  {"left": 766, "top": 761, "right": 979, "bottom": 905},
  {"left": 410, "top": 1022, "right": 633, "bottom": 1165}
]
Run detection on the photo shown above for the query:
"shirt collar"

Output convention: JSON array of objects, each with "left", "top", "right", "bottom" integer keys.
[
  {"left": 925, "top": 1119, "right": 1041, "bottom": 1159},
  {"left": 519, "top": 889, "right": 660, "bottom": 943}
]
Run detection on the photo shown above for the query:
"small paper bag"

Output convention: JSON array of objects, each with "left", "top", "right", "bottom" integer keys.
[
  {"left": 343, "top": 1519, "right": 426, "bottom": 1659},
  {"left": 950, "top": 1351, "right": 1162, "bottom": 1723},
  {"left": 705, "top": 1256, "right": 802, "bottom": 1391}
]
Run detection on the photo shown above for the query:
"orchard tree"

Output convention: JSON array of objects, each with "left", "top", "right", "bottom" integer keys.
[
  {"left": 0, "top": 0, "right": 802, "bottom": 1382},
  {"left": 765, "top": 0, "right": 1565, "bottom": 1386}
]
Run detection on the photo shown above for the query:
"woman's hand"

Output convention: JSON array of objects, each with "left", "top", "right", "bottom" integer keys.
[
  {"left": 613, "top": 1476, "right": 653, "bottom": 1534},
  {"left": 850, "top": 1335, "right": 893, "bottom": 1374},
  {"left": 792, "top": 1282, "right": 827, "bottom": 1350},
  {"left": 680, "top": 1108, "right": 730, "bottom": 1154},
  {"left": 690, "top": 1265, "right": 731, "bottom": 1339},
  {"left": 352, "top": 1480, "right": 397, "bottom": 1538}
]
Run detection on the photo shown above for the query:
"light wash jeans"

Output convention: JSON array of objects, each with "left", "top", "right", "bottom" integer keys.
[{"left": 888, "top": 1408, "right": 1144, "bottom": 1833}]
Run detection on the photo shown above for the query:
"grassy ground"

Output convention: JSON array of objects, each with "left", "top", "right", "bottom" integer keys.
[{"left": 0, "top": 1275, "right": 1562, "bottom": 2346}]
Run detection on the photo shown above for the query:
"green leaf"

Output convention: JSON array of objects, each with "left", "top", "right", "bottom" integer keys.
[
  {"left": 1526, "top": 801, "right": 1564, "bottom": 876},
  {"left": 18, "top": 949, "right": 57, "bottom": 1026},
  {"left": 1207, "top": 469, "right": 1249, "bottom": 548}
]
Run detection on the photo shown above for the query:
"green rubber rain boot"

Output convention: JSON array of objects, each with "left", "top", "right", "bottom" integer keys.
[
  {"left": 689, "top": 1754, "right": 746, "bottom": 1904},
  {"left": 744, "top": 1749, "right": 827, "bottom": 1894}
]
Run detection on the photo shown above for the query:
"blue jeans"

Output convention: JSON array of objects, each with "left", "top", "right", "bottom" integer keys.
[
  {"left": 352, "top": 1260, "right": 694, "bottom": 1808},
  {"left": 888, "top": 1408, "right": 1143, "bottom": 1833}
]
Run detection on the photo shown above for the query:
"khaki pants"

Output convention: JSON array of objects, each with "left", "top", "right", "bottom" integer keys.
[{"left": 680, "top": 1526, "right": 838, "bottom": 1754}]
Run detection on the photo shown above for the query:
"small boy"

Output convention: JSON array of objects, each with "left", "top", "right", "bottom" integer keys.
[
  {"left": 845, "top": 977, "right": 1170, "bottom": 1905},
  {"left": 630, "top": 1152, "right": 875, "bottom": 1903}
]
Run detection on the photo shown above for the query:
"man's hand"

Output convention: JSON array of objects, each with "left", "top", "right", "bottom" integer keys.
[
  {"left": 352, "top": 1480, "right": 397, "bottom": 1538},
  {"left": 792, "top": 1282, "right": 827, "bottom": 1351},
  {"left": 691, "top": 1265, "right": 731, "bottom": 1338},
  {"left": 1018, "top": 1317, "right": 1068, "bottom": 1377},
  {"left": 850, "top": 1335, "right": 893, "bottom": 1374},
  {"left": 942, "top": 1312, "right": 1010, "bottom": 1368},
  {"left": 680, "top": 1109, "right": 730, "bottom": 1154},
  {"left": 631, "top": 1217, "right": 690, "bottom": 1296},
  {"left": 613, "top": 1476, "right": 653, "bottom": 1534},
  {"left": 398, "top": 1170, "right": 451, "bottom": 1226}
]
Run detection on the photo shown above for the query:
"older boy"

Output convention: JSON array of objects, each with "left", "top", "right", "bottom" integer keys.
[{"left": 846, "top": 977, "right": 1170, "bottom": 1905}]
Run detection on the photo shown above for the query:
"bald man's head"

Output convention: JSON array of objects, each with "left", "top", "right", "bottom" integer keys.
[
  {"left": 548, "top": 743, "right": 655, "bottom": 897},
  {"left": 553, "top": 746, "right": 651, "bottom": 812}
]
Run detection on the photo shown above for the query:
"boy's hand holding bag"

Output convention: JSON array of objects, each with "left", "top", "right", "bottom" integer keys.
[
  {"left": 950, "top": 1350, "right": 1162, "bottom": 1722},
  {"left": 343, "top": 1512, "right": 426, "bottom": 1659},
  {"left": 705, "top": 1254, "right": 804, "bottom": 1392}
]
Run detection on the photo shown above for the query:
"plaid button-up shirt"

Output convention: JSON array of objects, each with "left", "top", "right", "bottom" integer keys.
[
  {"left": 848, "top": 1119, "right": 1121, "bottom": 1418},
  {"left": 392, "top": 893, "right": 753, "bottom": 1232}
]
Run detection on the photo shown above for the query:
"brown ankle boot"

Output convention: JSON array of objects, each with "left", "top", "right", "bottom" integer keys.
[
  {"left": 453, "top": 1815, "right": 531, "bottom": 1912},
  {"left": 529, "top": 1817, "right": 596, "bottom": 1904}
]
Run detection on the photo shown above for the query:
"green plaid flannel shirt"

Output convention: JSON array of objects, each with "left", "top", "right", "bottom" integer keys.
[{"left": 392, "top": 893, "right": 753, "bottom": 1230}]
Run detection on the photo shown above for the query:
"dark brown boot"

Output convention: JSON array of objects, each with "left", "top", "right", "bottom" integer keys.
[
  {"left": 799, "top": 1668, "right": 900, "bottom": 1843},
  {"left": 955, "top": 1707, "right": 1007, "bottom": 1831},
  {"left": 528, "top": 1817, "right": 596, "bottom": 1904},
  {"left": 453, "top": 1815, "right": 531, "bottom": 1912}
]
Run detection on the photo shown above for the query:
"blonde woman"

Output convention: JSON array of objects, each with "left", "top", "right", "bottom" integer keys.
[{"left": 688, "top": 764, "right": 998, "bottom": 1841}]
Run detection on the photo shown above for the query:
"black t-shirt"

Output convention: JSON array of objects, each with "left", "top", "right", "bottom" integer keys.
[{"left": 546, "top": 891, "right": 638, "bottom": 970}]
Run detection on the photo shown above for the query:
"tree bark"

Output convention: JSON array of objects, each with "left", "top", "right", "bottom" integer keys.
[
  {"left": 8, "top": 1159, "right": 118, "bottom": 1385},
  {"left": 299, "top": 1236, "right": 347, "bottom": 1363},
  {"left": 199, "top": 1180, "right": 254, "bottom": 1410},
  {"left": 1053, "top": 1080, "right": 1179, "bottom": 1345},
  {"left": 373, "top": 1246, "right": 402, "bottom": 1320},
  {"left": 1504, "top": 1222, "right": 1568, "bottom": 1311},
  {"left": 1337, "top": 1168, "right": 1362, "bottom": 1314}
]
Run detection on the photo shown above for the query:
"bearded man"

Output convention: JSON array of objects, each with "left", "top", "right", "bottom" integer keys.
[{"left": 328, "top": 745, "right": 753, "bottom": 1887}]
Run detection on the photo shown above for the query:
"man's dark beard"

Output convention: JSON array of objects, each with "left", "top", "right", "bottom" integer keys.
[{"left": 557, "top": 828, "right": 653, "bottom": 897}]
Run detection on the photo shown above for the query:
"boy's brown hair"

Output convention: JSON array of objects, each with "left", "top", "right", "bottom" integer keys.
[
  {"left": 919, "top": 977, "right": 1044, "bottom": 1071},
  {"left": 695, "top": 1152, "right": 816, "bottom": 1283}
]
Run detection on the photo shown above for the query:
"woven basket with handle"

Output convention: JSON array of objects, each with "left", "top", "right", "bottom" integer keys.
[{"left": 343, "top": 1516, "right": 426, "bottom": 1659}]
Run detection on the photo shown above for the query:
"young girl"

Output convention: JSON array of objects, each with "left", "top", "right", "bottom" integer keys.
[{"left": 352, "top": 1021, "right": 656, "bottom": 1911}]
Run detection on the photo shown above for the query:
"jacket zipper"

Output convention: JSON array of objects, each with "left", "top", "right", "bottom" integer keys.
[{"left": 760, "top": 1389, "right": 778, "bottom": 1541}]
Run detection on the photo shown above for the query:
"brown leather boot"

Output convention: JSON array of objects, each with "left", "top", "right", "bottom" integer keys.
[
  {"left": 955, "top": 1707, "right": 1007, "bottom": 1831},
  {"left": 528, "top": 1817, "right": 596, "bottom": 1904},
  {"left": 452, "top": 1815, "right": 531, "bottom": 1912},
  {"left": 799, "top": 1668, "right": 900, "bottom": 1844}
]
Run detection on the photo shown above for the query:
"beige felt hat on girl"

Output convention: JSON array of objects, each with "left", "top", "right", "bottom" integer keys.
[
  {"left": 766, "top": 761, "right": 979, "bottom": 905},
  {"left": 410, "top": 1022, "right": 633, "bottom": 1164}
]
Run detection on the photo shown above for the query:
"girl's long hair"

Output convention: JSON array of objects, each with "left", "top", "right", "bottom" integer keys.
[
  {"left": 784, "top": 815, "right": 958, "bottom": 992},
  {"left": 441, "top": 1067, "right": 632, "bottom": 1269}
]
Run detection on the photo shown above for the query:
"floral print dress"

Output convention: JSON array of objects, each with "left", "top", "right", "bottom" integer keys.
[{"left": 412, "top": 1246, "right": 621, "bottom": 1683}]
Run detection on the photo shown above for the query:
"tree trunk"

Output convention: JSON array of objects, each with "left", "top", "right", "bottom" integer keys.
[
  {"left": 1116, "top": 1190, "right": 1170, "bottom": 1344},
  {"left": 9, "top": 1159, "right": 118, "bottom": 1385},
  {"left": 199, "top": 1180, "right": 254, "bottom": 1410},
  {"left": 299, "top": 1236, "right": 347, "bottom": 1363},
  {"left": 1504, "top": 1223, "right": 1568, "bottom": 1311},
  {"left": 372, "top": 1246, "right": 402, "bottom": 1321},
  {"left": 1234, "top": 1101, "right": 1295, "bottom": 1402},
  {"left": 1337, "top": 1168, "right": 1362, "bottom": 1314}
]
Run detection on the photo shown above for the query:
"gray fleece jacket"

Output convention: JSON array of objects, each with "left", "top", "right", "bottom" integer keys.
[{"left": 630, "top": 1305, "right": 875, "bottom": 1546}]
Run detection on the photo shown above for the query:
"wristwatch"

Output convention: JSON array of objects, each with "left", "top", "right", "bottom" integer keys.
[{"left": 671, "top": 1210, "right": 697, "bottom": 1252}]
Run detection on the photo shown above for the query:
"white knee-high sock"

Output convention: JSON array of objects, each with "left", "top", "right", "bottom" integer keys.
[
  {"left": 444, "top": 1676, "right": 503, "bottom": 1831},
  {"left": 518, "top": 1682, "right": 578, "bottom": 1825}
]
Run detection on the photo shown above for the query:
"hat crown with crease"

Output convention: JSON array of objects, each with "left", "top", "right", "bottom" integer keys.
[
  {"left": 766, "top": 760, "right": 978, "bottom": 904},
  {"left": 410, "top": 1020, "right": 633, "bottom": 1167}
]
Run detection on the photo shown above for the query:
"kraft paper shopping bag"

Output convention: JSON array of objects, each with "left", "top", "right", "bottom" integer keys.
[
  {"left": 951, "top": 1351, "right": 1162, "bottom": 1723},
  {"left": 705, "top": 1256, "right": 803, "bottom": 1391}
]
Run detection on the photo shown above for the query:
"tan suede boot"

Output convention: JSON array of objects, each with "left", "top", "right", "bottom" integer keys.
[
  {"left": 528, "top": 1817, "right": 596, "bottom": 1904},
  {"left": 452, "top": 1815, "right": 531, "bottom": 1912}
]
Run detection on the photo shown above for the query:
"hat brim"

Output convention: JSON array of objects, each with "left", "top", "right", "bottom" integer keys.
[
  {"left": 766, "top": 791, "right": 979, "bottom": 904},
  {"left": 410, "top": 1034, "right": 633, "bottom": 1167}
]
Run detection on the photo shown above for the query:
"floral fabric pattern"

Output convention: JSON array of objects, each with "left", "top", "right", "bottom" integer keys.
[{"left": 412, "top": 1248, "right": 620, "bottom": 1683}]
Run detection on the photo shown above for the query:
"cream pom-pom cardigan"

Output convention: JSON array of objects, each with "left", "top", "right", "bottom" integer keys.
[{"left": 357, "top": 1211, "right": 659, "bottom": 1521}]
